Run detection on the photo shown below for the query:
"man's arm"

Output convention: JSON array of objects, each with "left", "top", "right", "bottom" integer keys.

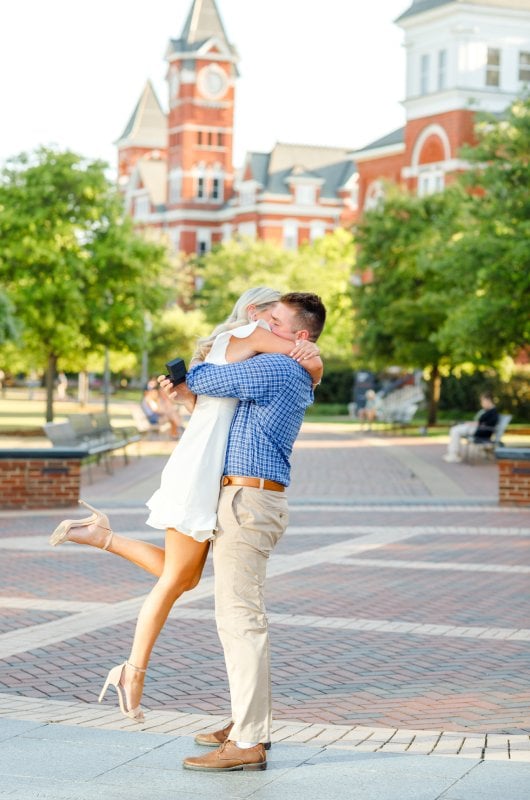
[{"left": 186, "top": 354, "right": 301, "bottom": 405}]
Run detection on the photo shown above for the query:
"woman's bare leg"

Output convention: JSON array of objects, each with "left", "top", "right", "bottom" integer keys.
[
  {"left": 64, "top": 519, "right": 166, "bottom": 578},
  {"left": 107, "top": 534, "right": 165, "bottom": 577},
  {"left": 121, "top": 529, "right": 210, "bottom": 709}
]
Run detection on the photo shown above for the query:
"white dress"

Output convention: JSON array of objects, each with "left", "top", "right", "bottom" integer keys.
[{"left": 145, "top": 320, "right": 268, "bottom": 541}]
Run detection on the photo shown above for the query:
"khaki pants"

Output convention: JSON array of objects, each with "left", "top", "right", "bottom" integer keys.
[
  {"left": 213, "top": 485, "right": 289, "bottom": 743},
  {"left": 448, "top": 421, "right": 477, "bottom": 457}
]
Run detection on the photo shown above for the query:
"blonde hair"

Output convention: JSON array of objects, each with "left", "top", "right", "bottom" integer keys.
[{"left": 192, "top": 286, "right": 281, "bottom": 363}]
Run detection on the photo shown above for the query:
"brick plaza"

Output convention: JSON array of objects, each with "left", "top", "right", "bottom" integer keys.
[{"left": 1, "top": 424, "right": 529, "bottom": 798}]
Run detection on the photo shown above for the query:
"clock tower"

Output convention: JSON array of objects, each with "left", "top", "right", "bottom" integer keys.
[{"left": 165, "top": 0, "right": 239, "bottom": 253}]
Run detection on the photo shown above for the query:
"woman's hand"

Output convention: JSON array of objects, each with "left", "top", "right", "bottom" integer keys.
[
  {"left": 158, "top": 375, "right": 197, "bottom": 413},
  {"left": 289, "top": 340, "right": 320, "bottom": 362}
]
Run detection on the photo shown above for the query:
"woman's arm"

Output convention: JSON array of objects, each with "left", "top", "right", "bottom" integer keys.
[{"left": 226, "top": 326, "right": 323, "bottom": 385}]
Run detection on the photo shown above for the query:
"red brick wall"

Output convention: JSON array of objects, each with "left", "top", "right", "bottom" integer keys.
[
  {"left": 498, "top": 459, "right": 530, "bottom": 507},
  {"left": 0, "top": 458, "right": 82, "bottom": 510}
]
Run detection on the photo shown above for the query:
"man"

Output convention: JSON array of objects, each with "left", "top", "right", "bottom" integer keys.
[
  {"left": 167, "top": 292, "right": 326, "bottom": 772},
  {"left": 443, "top": 391, "right": 499, "bottom": 463}
]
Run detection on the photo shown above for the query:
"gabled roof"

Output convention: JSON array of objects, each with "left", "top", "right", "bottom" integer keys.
[
  {"left": 167, "top": 0, "right": 239, "bottom": 70},
  {"left": 355, "top": 126, "right": 406, "bottom": 155},
  {"left": 244, "top": 143, "right": 356, "bottom": 199},
  {"left": 131, "top": 158, "right": 168, "bottom": 207},
  {"left": 116, "top": 81, "right": 167, "bottom": 148},
  {"left": 181, "top": 0, "right": 229, "bottom": 46},
  {"left": 397, "top": 0, "right": 530, "bottom": 23},
  {"left": 397, "top": 0, "right": 453, "bottom": 21}
]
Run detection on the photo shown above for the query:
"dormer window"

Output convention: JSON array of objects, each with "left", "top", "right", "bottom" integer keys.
[
  {"left": 295, "top": 184, "right": 316, "bottom": 205},
  {"left": 420, "top": 54, "right": 430, "bottom": 95},
  {"left": 437, "top": 50, "right": 447, "bottom": 91},
  {"left": 486, "top": 48, "right": 501, "bottom": 87},
  {"left": 134, "top": 194, "right": 150, "bottom": 218},
  {"left": 519, "top": 51, "right": 530, "bottom": 82}
]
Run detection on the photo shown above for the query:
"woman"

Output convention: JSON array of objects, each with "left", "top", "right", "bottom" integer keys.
[{"left": 50, "top": 287, "right": 322, "bottom": 721}]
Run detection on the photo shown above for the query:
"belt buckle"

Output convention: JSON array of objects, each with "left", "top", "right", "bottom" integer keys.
[{"left": 222, "top": 476, "right": 231, "bottom": 487}]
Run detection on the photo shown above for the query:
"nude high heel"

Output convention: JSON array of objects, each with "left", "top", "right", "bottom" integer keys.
[
  {"left": 49, "top": 499, "right": 113, "bottom": 550},
  {"left": 98, "top": 661, "right": 146, "bottom": 722}
]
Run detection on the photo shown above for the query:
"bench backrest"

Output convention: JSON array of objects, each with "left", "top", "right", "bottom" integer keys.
[
  {"left": 43, "top": 421, "right": 79, "bottom": 447},
  {"left": 67, "top": 414, "right": 95, "bottom": 438},
  {"left": 493, "top": 414, "right": 512, "bottom": 443}
]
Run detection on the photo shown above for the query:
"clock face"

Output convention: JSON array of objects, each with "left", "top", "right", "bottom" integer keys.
[{"left": 199, "top": 66, "right": 228, "bottom": 99}]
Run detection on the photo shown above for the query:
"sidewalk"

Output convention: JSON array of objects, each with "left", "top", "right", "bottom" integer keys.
[{"left": 1, "top": 424, "right": 529, "bottom": 799}]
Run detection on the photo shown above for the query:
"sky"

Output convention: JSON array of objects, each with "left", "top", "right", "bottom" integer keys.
[{"left": 1, "top": 0, "right": 410, "bottom": 173}]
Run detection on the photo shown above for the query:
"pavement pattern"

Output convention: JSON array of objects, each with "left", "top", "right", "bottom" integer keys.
[{"left": 1, "top": 424, "right": 530, "bottom": 798}]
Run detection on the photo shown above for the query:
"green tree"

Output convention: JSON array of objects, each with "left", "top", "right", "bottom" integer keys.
[
  {"left": 437, "top": 96, "right": 530, "bottom": 362},
  {"left": 0, "top": 290, "right": 17, "bottom": 346},
  {"left": 196, "top": 230, "right": 355, "bottom": 364},
  {"left": 147, "top": 305, "right": 210, "bottom": 374},
  {"left": 353, "top": 186, "right": 465, "bottom": 424},
  {"left": 0, "top": 147, "right": 172, "bottom": 420}
]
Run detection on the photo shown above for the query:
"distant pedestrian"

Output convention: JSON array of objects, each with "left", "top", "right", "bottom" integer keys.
[
  {"left": 56, "top": 372, "right": 68, "bottom": 400},
  {"left": 443, "top": 392, "right": 499, "bottom": 463}
]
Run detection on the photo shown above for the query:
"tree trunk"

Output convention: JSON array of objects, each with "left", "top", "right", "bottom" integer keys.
[
  {"left": 426, "top": 364, "right": 441, "bottom": 426},
  {"left": 45, "top": 354, "right": 57, "bottom": 422},
  {"left": 78, "top": 371, "right": 89, "bottom": 406}
]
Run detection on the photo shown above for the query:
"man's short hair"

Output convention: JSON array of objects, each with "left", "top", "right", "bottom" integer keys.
[
  {"left": 280, "top": 292, "right": 326, "bottom": 341},
  {"left": 480, "top": 391, "right": 494, "bottom": 402}
]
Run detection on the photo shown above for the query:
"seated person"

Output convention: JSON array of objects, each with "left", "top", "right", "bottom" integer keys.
[
  {"left": 141, "top": 380, "right": 183, "bottom": 439},
  {"left": 358, "top": 389, "right": 377, "bottom": 427},
  {"left": 443, "top": 392, "right": 499, "bottom": 463}
]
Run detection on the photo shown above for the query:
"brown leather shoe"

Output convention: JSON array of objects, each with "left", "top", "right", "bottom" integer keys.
[
  {"left": 195, "top": 722, "right": 271, "bottom": 750},
  {"left": 183, "top": 740, "right": 266, "bottom": 772}
]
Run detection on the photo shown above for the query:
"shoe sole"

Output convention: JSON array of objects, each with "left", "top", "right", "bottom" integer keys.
[
  {"left": 183, "top": 762, "right": 267, "bottom": 772},
  {"left": 195, "top": 738, "right": 271, "bottom": 750}
]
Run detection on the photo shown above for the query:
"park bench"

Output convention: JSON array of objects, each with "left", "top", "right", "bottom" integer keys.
[
  {"left": 44, "top": 412, "right": 141, "bottom": 474},
  {"left": 462, "top": 413, "right": 512, "bottom": 464},
  {"left": 375, "top": 385, "right": 425, "bottom": 432}
]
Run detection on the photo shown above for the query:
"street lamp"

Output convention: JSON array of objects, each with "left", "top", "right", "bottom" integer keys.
[{"left": 103, "top": 291, "right": 113, "bottom": 414}]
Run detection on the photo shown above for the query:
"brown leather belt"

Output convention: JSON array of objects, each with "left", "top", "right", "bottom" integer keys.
[{"left": 222, "top": 475, "right": 285, "bottom": 492}]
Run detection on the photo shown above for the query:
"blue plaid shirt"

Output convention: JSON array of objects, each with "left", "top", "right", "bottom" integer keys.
[{"left": 186, "top": 354, "right": 314, "bottom": 486}]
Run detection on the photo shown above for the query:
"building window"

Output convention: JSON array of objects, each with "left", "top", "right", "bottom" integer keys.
[
  {"left": 310, "top": 221, "right": 326, "bottom": 242},
  {"left": 239, "top": 183, "right": 256, "bottom": 206},
  {"left": 134, "top": 194, "right": 150, "bottom": 218},
  {"left": 169, "top": 169, "right": 182, "bottom": 204},
  {"left": 295, "top": 184, "right": 316, "bottom": 205},
  {"left": 283, "top": 220, "right": 298, "bottom": 250},
  {"left": 418, "top": 169, "right": 445, "bottom": 197},
  {"left": 208, "top": 131, "right": 213, "bottom": 146},
  {"left": 364, "top": 180, "right": 385, "bottom": 211},
  {"left": 198, "top": 131, "right": 203, "bottom": 145},
  {"left": 486, "top": 48, "right": 501, "bottom": 87},
  {"left": 211, "top": 176, "right": 223, "bottom": 201},
  {"left": 420, "top": 54, "right": 430, "bottom": 95},
  {"left": 197, "top": 230, "right": 211, "bottom": 255},
  {"left": 196, "top": 175, "right": 205, "bottom": 200},
  {"left": 519, "top": 51, "right": 530, "bottom": 82},
  {"left": 217, "top": 132, "right": 224, "bottom": 146},
  {"left": 350, "top": 175, "right": 359, "bottom": 209},
  {"left": 221, "top": 223, "right": 233, "bottom": 242},
  {"left": 438, "top": 49, "right": 447, "bottom": 90}
]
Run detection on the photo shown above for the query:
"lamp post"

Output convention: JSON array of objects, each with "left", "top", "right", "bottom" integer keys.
[
  {"left": 140, "top": 313, "right": 152, "bottom": 388},
  {"left": 103, "top": 291, "right": 113, "bottom": 414}
]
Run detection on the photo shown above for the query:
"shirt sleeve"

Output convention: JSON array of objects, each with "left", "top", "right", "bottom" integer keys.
[{"left": 186, "top": 354, "right": 302, "bottom": 405}]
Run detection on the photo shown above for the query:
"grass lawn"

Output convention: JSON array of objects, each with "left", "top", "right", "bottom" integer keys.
[{"left": 0, "top": 389, "right": 528, "bottom": 444}]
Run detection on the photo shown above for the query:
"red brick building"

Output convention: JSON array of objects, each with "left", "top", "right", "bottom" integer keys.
[
  {"left": 354, "top": 0, "right": 530, "bottom": 211},
  {"left": 116, "top": 0, "right": 357, "bottom": 254},
  {"left": 117, "top": 0, "right": 530, "bottom": 251}
]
